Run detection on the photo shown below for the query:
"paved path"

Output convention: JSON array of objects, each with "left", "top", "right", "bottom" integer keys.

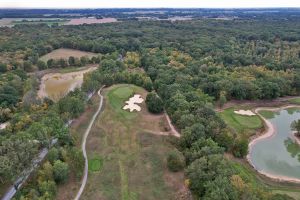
[{"left": 74, "top": 87, "right": 104, "bottom": 200}]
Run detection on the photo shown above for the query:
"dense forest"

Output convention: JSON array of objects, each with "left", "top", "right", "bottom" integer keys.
[{"left": 0, "top": 13, "right": 300, "bottom": 200}]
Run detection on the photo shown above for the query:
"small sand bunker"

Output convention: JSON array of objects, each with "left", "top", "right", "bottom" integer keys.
[
  {"left": 234, "top": 110, "right": 256, "bottom": 116},
  {"left": 123, "top": 94, "right": 144, "bottom": 112},
  {"left": 0, "top": 122, "right": 9, "bottom": 130}
]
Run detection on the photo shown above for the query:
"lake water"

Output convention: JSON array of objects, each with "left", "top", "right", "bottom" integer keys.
[{"left": 249, "top": 108, "right": 300, "bottom": 180}]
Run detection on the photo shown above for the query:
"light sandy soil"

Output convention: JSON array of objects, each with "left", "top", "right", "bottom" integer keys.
[
  {"left": 234, "top": 110, "right": 256, "bottom": 116},
  {"left": 123, "top": 94, "right": 144, "bottom": 112},
  {"left": 247, "top": 105, "right": 300, "bottom": 183},
  {"left": 40, "top": 48, "right": 98, "bottom": 61},
  {"left": 65, "top": 17, "right": 117, "bottom": 25},
  {"left": 0, "top": 122, "right": 9, "bottom": 130},
  {"left": 37, "top": 67, "right": 97, "bottom": 101}
]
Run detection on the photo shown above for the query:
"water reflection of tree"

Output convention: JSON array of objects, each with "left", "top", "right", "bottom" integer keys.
[{"left": 284, "top": 138, "right": 300, "bottom": 162}]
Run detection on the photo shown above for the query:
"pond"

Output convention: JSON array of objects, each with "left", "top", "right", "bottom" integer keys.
[
  {"left": 249, "top": 107, "right": 300, "bottom": 181},
  {"left": 38, "top": 67, "right": 96, "bottom": 101}
]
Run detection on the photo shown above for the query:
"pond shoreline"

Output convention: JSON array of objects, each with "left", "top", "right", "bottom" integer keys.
[
  {"left": 246, "top": 105, "right": 300, "bottom": 184},
  {"left": 37, "top": 66, "right": 97, "bottom": 101}
]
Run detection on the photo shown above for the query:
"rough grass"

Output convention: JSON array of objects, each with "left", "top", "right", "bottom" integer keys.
[
  {"left": 289, "top": 97, "right": 300, "bottom": 105},
  {"left": 259, "top": 110, "right": 276, "bottom": 119},
  {"left": 220, "top": 107, "right": 263, "bottom": 138},
  {"left": 81, "top": 84, "right": 182, "bottom": 200},
  {"left": 40, "top": 48, "right": 98, "bottom": 61},
  {"left": 231, "top": 161, "right": 300, "bottom": 200}
]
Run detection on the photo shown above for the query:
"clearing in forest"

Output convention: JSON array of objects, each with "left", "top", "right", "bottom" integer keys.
[
  {"left": 40, "top": 48, "right": 98, "bottom": 61},
  {"left": 79, "top": 84, "right": 188, "bottom": 200}
]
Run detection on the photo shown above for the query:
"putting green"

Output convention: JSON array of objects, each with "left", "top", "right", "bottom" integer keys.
[{"left": 88, "top": 156, "right": 103, "bottom": 172}]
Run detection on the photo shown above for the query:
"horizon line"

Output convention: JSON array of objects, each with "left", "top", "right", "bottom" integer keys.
[{"left": 1, "top": 7, "right": 300, "bottom": 10}]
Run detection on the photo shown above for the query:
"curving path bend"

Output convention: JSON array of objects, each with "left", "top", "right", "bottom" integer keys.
[{"left": 74, "top": 86, "right": 104, "bottom": 200}]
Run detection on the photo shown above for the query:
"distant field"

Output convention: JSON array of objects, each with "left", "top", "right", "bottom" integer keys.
[
  {"left": 65, "top": 17, "right": 117, "bottom": 25},
  {"left": 220, "top": 107, "right": 263, "bottom": 138},
  {"left": 0, "top": 18, "right": 69, "bottom": 27},
  {"left": 40, "top": 48, "right": 98, "bottom": 61}
]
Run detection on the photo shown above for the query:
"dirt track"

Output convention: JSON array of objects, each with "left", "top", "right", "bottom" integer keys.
[{"left": 74, "top": 87, "right": 104, "bottom": 200}]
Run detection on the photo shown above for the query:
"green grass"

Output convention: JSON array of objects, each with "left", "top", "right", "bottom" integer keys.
[
  {"left": 220, "top": 107, "right": 263, "bottom": 138},
  {"left": 259, "top": 110, "right": 276, "bottom": 119},
  {"left": 107, "top": 85, "right": 138, "bottom": 119},
  {"left": 289, "top": 97, "right": 300, "bottom": 105},
  {"left": 88, "top": 155, "right": 103, "bottom": 172},
  {"left": 81, "top": 84, "right": 180, "bottom": 200}
]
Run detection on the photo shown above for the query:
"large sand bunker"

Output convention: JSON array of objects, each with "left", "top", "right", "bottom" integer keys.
[
  {"left": 123, "top": 94, "right": 144, "bottom": 112},
  {"left": 234, "top": 110, "right": 256, "bottom": 116}
]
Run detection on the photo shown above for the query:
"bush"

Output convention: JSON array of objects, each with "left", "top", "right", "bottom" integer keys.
[
  {"left": 53, "top": 160, "right": 69, "bottom": 183},
  {"left": 145, "top": 92, "right": 164, "bottom": 113},
  {"left": 47, "top": 148, "right": 60, "bottom": 164},
  {"left": 167, "top": 149, "right": 185, "bottom": 172},
  {"left": 232, "top": 139, "right": 248, "bottom": 158}
]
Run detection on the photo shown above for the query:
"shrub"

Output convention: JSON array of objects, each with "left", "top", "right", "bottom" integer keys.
[
  {"left": 232, "top": 139, "right": 248, "bottom": 158},
  {"left": 47, "top": 148, "right": 60, "bottom": 164},
  {"left": 53, "top": 160, "right": 69, "bottom": 183},
  {"left": 167, "top": 149, "right": 185, "bottom": 172},
  {"left": 145, "top": 92, "right": 164, "bottom": 113}
]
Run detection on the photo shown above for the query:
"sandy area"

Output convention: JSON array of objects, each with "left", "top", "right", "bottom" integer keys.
[
  {"left": 0, "top": 122, "right": 9, "bottom": 130},
  {"left": 234, "top": 110, "right": 256, "bottom": 116},
  {"left": 65, "top": 17, "right": 117, "bottom": 25},
  {"left": 123, "top": 94, "right": 144, "bottom": 112},
  {"left": 247, "top": 105, "right": 300, "bottom": 183},
  {"left": 38, "top": 67, "right": 97, "bottom": 101}
]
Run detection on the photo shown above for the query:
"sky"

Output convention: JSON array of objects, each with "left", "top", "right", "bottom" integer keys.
[{"left": 1, "top": 0, "right": 300, "bottom": 9}]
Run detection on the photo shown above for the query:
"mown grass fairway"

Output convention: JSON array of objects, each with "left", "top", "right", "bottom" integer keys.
[
  {"left": 81, "top": 84, "right": 186, "bottom": 200},
  {"left": 220, "top": 107, "right": 263, "bottom": 138}
]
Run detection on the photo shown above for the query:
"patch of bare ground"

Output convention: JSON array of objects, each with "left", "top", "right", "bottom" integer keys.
[
  {"left": 216, "top": 96, "right": 300, "bottom": 112},
  {"left": 56, "top": 171, "right": 81, "bottom": 200},
  {"left": 40, "top": 48, "right": 99, "bottom": 61}
]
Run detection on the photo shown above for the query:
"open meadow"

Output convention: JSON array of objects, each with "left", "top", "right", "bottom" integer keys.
[
  {"left": 78, "top": 84, "right": 187, "bottom": 200},
  {"left": 40, "top": 48, "right": 99, "bottom": 62}
]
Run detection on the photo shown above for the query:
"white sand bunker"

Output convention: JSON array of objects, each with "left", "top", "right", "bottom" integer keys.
[
  {"left": 234, "top": 110, "right": 256, "bottom": 116},
  {"left": 123, "top": 94, "right": 144, "bottom": 112},
  {"left": 0, "top": 122, "right": 9, "bottom": 130}
]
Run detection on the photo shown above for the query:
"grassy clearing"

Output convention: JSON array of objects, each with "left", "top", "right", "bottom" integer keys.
[
  {"left": 81, "top": 84, "right": 185, "bottom": 200},
  {"left": 289, "top": 97, "right": 300, "bottom": 105},
  {"left": 259, "top": 110, "right": 276, "bottom": 119},
  {"left": 40, "top": 48, "right": 98, "bottom": 62},
  {"left": 220, "top": 107, "right": 263, "bottom": 138}
]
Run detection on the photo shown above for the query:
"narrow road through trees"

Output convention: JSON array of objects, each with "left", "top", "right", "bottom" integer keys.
[{"left": 74, "top": 86, "right": 104, "bottom": 200}]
